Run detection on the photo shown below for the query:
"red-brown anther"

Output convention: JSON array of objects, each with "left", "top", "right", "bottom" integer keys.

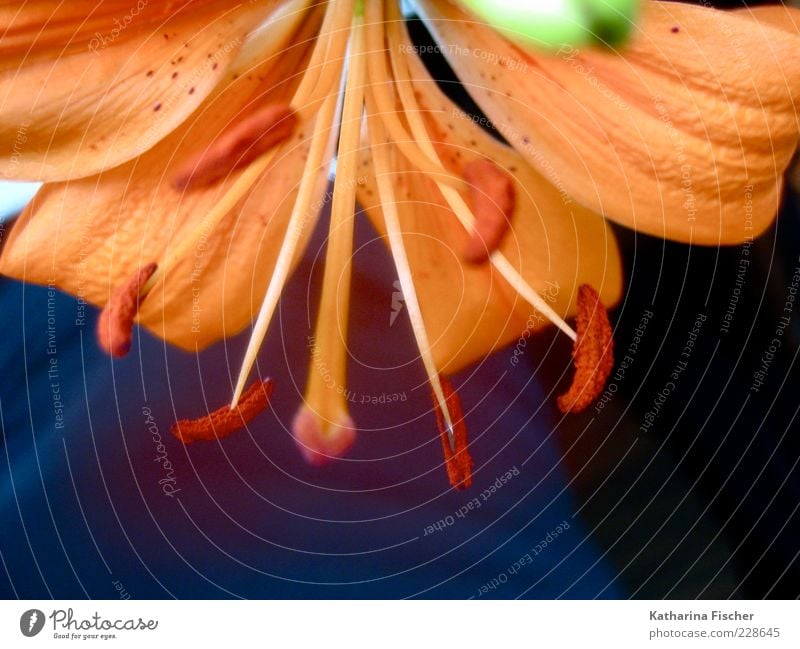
[
  {"left": 432, "top": 375, "right": 473, "bottom": 490},
  {"left": 557, "top": 285, "right": 615, "bottom": 414},
  {"left": 96, "top": 262, "right": 157, "bottom": 358},
  {"left": 462, "top": 157, "right": 515, "bottom": 264},
  {"left": 171, "top": 378, "right": 274, "bottom": 444},
  {"left": 172, "top": 103, "right": 297, "bottom": 190}
]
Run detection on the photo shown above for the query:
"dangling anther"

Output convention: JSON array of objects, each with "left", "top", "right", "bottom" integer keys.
[
  {"left": 96, "top": 262, "right": 157, "bottom": 358},
  {"left": 171, "top": 378, "right": 274, "bottom": 444},
  {"left": 557, "top": 285, "right": 614, "bottom": 414},
  {"left": 172, "top": 104, "right": 297, "bottom": 190},
  {"left": 461, "top": 158, "right": 515, "bottom": 264},
  {"left": 432, "top": 375, "right": 473, "bottom": 490}
]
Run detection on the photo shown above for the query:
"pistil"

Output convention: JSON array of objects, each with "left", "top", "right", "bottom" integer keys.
[
  {"left": 231, "top": 89, "right": 341, "bottom": 406},
  {"left": 291, "top": 9, "right": 367, "bottom": 463},
  {"left": 230, "top": 0, "right": 353, "bottom": 407}
]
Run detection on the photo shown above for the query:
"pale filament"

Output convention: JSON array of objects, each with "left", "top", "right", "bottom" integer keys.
[
  {"left": 231, "top": 88, "right": 342, "bottom": 406},
  {"left": 299, "top": 8, "right": 367, "bottom": 427},
  {"left": 362, "top": 2, "right": 464, "bottom": 189},
  {"left": 365, "top": 109, "right": 457, "bottom": 449},
  {"left": 293, "top": 0, "right": 357, "bottom": 115},
  {"left": 232, "top": 0, "right": 355, "bottom": 405},
  {"left": 383, "top": 0, "right": 577, "bottom": 341}
]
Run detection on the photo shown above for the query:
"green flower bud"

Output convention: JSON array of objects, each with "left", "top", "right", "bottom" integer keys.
[{"left": 458, "top": 0, "right": 640, "bottom": 51}]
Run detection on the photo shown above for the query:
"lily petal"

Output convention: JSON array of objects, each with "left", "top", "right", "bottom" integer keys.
[
  {"left": 0, "top": 0, "right": 283, "bottom": 181},
  {"left": 0, "top": 0, "right": 229, "bottom": 62},
  {"left": 358, "top": 54, "right": 622, "bottom": 373},
  {"left": 737, "top": 4, "right": 800, "bottom": 34},
  {"left": 0, "top": 14, "right": 327, "bottom": 351},
  {"left": 418, "top": 0, "right": 800, "bottom": 244}
]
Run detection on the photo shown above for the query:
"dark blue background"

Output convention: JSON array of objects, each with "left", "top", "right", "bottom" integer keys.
[{"left": 0, "top": 212, "right": 626, "bottom": 599}]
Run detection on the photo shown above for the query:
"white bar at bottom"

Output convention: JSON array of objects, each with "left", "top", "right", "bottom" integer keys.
[{"left": 0, "top": 600, "right": 797, "bottom": 648}]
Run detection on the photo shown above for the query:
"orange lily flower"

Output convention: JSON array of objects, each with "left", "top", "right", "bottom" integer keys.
[{"left": 0, "top": 0, "right": 798, "bottom": 488}]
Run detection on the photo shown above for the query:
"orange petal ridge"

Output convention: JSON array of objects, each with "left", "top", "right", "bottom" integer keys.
[{"left": 557, "top": 285, "right": 615, "bottom": 414}]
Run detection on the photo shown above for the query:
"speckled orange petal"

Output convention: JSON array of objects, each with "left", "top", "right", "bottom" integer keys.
[
  {"left": 0, "top": 10, "right": 328, "bottom": 351},
  {"left": 357, "top": 53, "right": 622, "bottom": 374},
  {"left": 0, "top": 0, "right": 283, "bottom": 181},
  {"left": 418, "top": 0, "right": 800, "bottom": 245},
  {"left": 0, "top": 1, "right": 229, "bottom": 62},
  {"left": 737, "top": 4, "right": 800, "bottom": 33}
]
